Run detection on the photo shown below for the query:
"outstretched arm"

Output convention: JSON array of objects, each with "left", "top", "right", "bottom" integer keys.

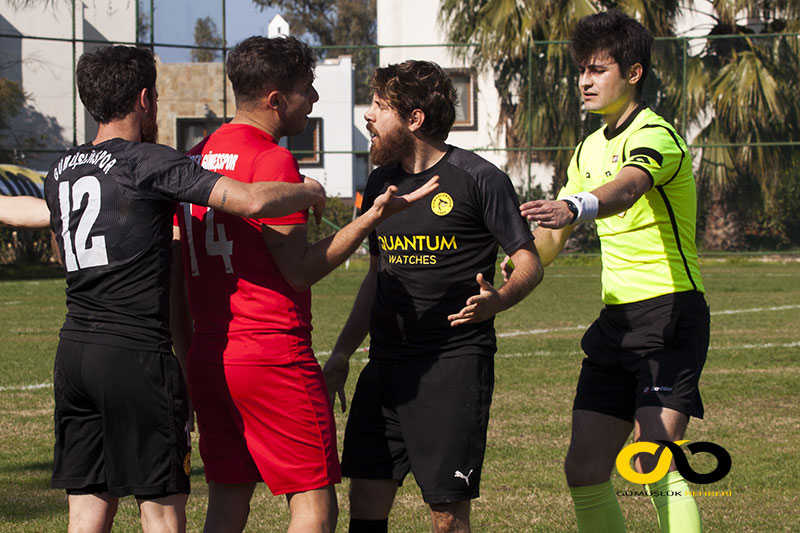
[
  {"left": 0, "top": 196, "right": 50, "bottom": 229},
  {"left": 448, "top": 240, "right": 543, "bottom": 327},
  {"left": 206, "top": 175, "right": 327, "bottom": 222},
  {"left": 262, "top": 175, "right": 439, "bottom": 292},
  {"left": 322, "top": 255, "right": 379, "bottom": 412},
  {"left": 520, "top": 166, "right": 651, "bottom": 229}
]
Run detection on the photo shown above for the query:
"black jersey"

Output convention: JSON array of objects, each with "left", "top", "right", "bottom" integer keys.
[
  {"left": 44, "top": 139, "right": 221, "bottom": 352},
  {"left": 363, "top": 146, "right": 532, "bottom": 360}
]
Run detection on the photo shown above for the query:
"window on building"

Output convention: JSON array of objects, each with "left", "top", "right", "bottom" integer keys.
[
  {"left": 176, "top": 118, "right": 224, "bottom": 153},
  {"left": 288, "top": 117, "right": 323, "bottom": 166},
  {"left": 448, "top": 70, "right": 477, "bottom": 130}
]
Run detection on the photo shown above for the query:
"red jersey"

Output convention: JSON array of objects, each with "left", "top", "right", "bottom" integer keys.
[{"left": 177, "top": 123, "right": 312, "bottom": 365}]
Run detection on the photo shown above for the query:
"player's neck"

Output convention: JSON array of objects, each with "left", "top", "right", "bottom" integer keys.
[
  {"left": 92, "top": 115, "right": 142, "bottom": 145},
  {"left": 231, "top": 109, "right": 281, "bottom": 140},
  {"left": 401, "top": 137, "right": 448, "bottom": 174},
  {"left": 602, "top": 98, "right": 642, "bottom": 131}
]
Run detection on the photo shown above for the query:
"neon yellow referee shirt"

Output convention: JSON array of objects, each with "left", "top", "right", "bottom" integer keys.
[{"left": 558, "top": 103, "right": 704, "bottom": 304}]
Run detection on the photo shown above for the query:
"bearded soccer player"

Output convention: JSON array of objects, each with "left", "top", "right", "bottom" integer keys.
[
  {"left": 323, "top": 60, "right": 543, "bottom": 533},
  {"left": 507, "top": 10, "right": 710, "bottom": 533},
  {"left": 173, "top": 36, "right": 438, "bottom": 533},
  {"left": 44, "top": 45, "right": 327, "bottom": 533}
]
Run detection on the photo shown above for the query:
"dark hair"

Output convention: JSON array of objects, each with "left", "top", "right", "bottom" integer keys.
[
  {"left": 227, "top": 35, "right": 317, "bottom": 107},
  {"left": 76, "top": 46, "right": 156, "bottom": 124},
  {"left": 570, "top": 9, "right": 653, "bottom": 95},
  {"left": 370, "top": 60, "right": 457, "bottom": 141}
]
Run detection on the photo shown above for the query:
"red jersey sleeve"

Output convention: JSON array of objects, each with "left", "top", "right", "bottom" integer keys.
[{"left": 253, "top": 148, "right": 309, "bottom": 227}]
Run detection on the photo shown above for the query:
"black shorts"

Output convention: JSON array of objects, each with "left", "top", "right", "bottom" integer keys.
[
  {"left": 341, "top": 354, "right": 494, "bottom": 504},
  {"left": 574, "top": 291, "right": 710, "bottom": 422},
  {"left": 51, "top": 339, "right": 192, "bottom": 498}
]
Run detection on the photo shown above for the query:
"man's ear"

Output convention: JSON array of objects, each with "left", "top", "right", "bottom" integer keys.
[
  {"left": 628, "top": 63, "right": 644, "bottom": 86},
  {"left": 408, "top": 108, "right": 425, "bottom": 132},
  {"left": 266, "top": 90, "right": 284, "bottom": 111},
  {"left": 138, "top": 88, "right": 151, "bottom": 113}
]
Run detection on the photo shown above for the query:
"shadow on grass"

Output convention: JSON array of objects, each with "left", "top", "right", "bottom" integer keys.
[
  {"left": 0, "top": 263, "right": 64, "bottom": 281},
  {"left": 0, "top": 460, "right": 52, "bottom": 474},
  {"left": 0, "top": 462, "right": 65, "bottom": 522}
]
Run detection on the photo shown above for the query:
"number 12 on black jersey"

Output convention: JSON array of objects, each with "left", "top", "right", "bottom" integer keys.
[{"left": 58, "top": 175, "right": 109, "bottom": 272}]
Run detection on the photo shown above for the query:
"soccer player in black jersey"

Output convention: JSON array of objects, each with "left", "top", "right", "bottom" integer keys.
[
  {"left": 43, "top": 45, "right": 328, "bottom": 533},
  {"left": 323, "top": 60, "right": 543, "bottom": 533}
]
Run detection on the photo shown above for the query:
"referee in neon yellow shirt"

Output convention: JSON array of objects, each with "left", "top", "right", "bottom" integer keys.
[{"left": 511, "top": 10, "right": 709, "bottom": 533}]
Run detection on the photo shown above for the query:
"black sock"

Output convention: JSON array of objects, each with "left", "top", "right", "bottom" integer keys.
[{"left": 348, "top": 517, "right": 389, "bottom": 533}]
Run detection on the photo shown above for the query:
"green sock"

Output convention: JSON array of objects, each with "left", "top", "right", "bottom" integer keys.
[
  {"left": 569, "top": 481, "right": 626, "bottom": 533},
  {"left": 648, "top": 471, "right": 703, "bottom": 533}
]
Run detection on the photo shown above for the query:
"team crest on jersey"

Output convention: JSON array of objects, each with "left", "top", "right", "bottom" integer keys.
[
  {"left": 183, "top": 452, "right": 191, "bottom": 476},
  {"left": 431, "top": 192, "right": 454, "bottom": 216},
  {"left": 612, "top": 154, "right": 619, "bottom": 163}
]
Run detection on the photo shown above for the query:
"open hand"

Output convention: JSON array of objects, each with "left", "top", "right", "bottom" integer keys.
[
  {"left": 448, "top": 273, "right": 501, "bottom": 326},
  {"left": 371, "top": 175, "right": 439, "bottom": 220},
  {"left": 520, "top": 199, "right": 572, "bottom": 229},
  {"left": 322, "top": 352, "right": 350, "bottom": 413}
]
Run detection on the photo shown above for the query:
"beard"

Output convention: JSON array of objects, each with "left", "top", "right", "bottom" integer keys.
[
  {"left": 141, "top": 113, "right": 159, "bottom": 144},
  {"left": 369, "top": 124, "right": 414, "bottom": 167}
]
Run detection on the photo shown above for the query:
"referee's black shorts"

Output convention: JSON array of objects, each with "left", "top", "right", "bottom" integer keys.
[
  {"left": 573, "top": 290, "right": 710, "bottom": 422},
  {"left": 341, "top": 353, "right": 494, "bottom": 504},
  {"left": 51, "top": 338, "right": 192, "bottom": 498}
]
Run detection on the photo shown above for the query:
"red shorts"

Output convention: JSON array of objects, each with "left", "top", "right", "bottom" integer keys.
[{"left": 187, "top": 356, "right": 341, "bottom": 494}]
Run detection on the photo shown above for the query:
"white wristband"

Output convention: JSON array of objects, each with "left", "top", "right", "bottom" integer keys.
[{"left": 564, "top": 192, "right": 599, "bottom": 223}]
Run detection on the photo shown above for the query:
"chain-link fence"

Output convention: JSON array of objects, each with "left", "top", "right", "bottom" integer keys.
[{"left": 2, "top": 2, "right": 800, "bottom": 250}]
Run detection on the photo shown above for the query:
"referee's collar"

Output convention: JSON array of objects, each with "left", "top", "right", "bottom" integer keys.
[{"left": 604, "top": 101, "right": 648, "bottom": 140}]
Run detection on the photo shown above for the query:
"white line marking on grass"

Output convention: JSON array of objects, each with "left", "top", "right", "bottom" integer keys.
[
  {"left": 497, "top": 325, "right": 589, "bottom": 338},
  {"left": 711, "top": 304, "right": 800, "bottom": 315},
  {"left": 711, "top": 341, "right": 800, "bottom": 350},
  {"left": 2, "top": 301, "right": 22, "bottom": 305},
  {"left": 0, "top": 382, "right": 51, "bottom": 392}
]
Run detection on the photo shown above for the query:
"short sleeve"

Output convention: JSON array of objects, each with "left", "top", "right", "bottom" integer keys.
[
  {"left": 131, "top": 144, "right": 221, "bottom": 205},
  {"left": 623, "top": 126, "right": 683, "bottom": 187},
  {"left": 477, "top": 170, "right": 533, "bottom": 255},
  {"left": 253, "top": 149, "right": 309, "bottom": 227}
]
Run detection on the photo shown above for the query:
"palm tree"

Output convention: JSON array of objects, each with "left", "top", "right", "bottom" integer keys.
[{"left": 688, "top": 1, "right": 800, "bottom": 249}]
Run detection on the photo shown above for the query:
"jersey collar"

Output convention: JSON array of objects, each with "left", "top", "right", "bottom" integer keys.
[{"left": 603, "top": 101, "right": 648, "bottom": 140}]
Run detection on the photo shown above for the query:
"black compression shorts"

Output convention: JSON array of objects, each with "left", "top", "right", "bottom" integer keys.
[{"left": 51, "top": 339, "right": 192, "bottom": 498}]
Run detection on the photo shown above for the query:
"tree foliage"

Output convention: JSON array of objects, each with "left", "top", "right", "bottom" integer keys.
[
  {"left": 191, "top": 16, "right": 223, "bottom": 63},
  {"left": 0, "top": 77, "right": 27, "bottom": 164},
  {"left": 689, "top": 1, "right": 800, "bottom": 249},
  {"left": 251, "top": 0, "right": 377, "bottom": 103}
]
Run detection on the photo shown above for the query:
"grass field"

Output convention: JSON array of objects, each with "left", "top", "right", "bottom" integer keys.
[{"left": 1, "top": 255, "right": 798, "bottom": 532}]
